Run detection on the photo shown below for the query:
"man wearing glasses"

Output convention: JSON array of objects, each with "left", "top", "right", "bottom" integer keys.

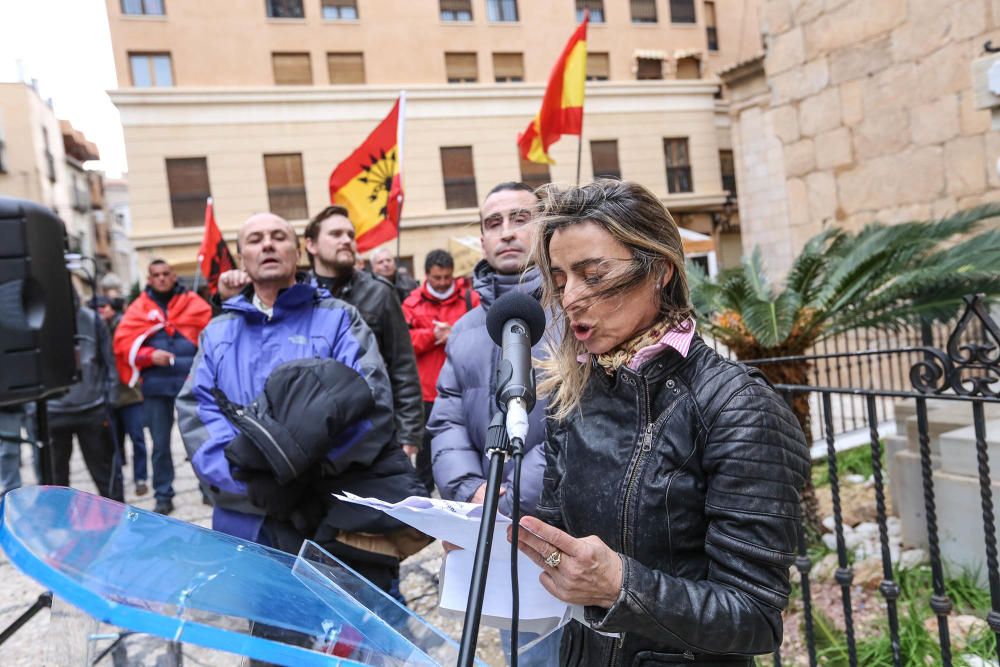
[{"left": 427, "top": 181, "right": 560, "bottom": 665}]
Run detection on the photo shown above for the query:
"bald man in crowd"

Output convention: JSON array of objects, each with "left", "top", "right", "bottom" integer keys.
[{"left": 177, "top": 213, "right": 426, "bottom": 590}]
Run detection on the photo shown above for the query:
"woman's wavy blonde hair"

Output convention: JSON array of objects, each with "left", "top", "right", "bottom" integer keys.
[{"left": 533, "top": 179, "right": 692, "bottom": 420}]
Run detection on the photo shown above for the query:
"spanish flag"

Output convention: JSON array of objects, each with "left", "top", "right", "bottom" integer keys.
[
  {"left": 329, "top": 96, "right": 405, "bottom": 252},
  {"left": 517, "top": 14, "right": 588, "bottom": 164}
]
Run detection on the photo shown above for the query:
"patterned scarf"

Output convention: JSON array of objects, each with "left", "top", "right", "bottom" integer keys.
[{"left": 594, "top": 319, "right": 674, "bottom": 375}]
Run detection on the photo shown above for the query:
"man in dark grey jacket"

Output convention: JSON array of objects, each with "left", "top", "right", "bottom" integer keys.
[
  {"left": 428, "top": 182, "right": 561, "bottom": 664},
  {"left": 429, "top": 181, "right": 551, "bottom": 516},
  {"left": 48, "top": 300, "right": 124, "bottom": 501}
]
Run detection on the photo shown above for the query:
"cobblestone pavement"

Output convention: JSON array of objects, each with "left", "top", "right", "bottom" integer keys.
[{"left": 0, "top": 423, "right": 505, "bottom": 666}]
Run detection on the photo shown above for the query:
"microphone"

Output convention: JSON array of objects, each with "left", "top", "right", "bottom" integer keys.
[{"left": 486, "top": 291, "right": 546, "bottom": 446}]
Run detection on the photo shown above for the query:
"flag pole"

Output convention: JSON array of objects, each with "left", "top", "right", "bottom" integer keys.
[
  {"left": 576, "top": 11, "right": 588, "bottom": 187},
  {"left": 576, "top": 135, "right": 583, "bottom": 186},
  {"left": 193, "top": 196, "right": 211, "bottom": 292},
  {"left": 395, "top": 91, "right": 407, "bottom": 263}
]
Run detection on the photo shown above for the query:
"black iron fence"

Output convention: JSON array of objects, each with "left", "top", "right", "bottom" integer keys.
[
  {"left": 747, "top": 295, "right": 1000, "bottom": 666},
  {"left": 709, "top": 318, "right": 986, "bottom": 443}
]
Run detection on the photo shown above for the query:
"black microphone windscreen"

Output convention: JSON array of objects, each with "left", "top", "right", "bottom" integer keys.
[{"left": 486, "top": 291, "right": 546, "bottom": 347}]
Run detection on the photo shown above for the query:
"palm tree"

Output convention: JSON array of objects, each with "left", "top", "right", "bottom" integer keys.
[{"left": 688, "top": 204, "right": 1000, "bottom": 529}]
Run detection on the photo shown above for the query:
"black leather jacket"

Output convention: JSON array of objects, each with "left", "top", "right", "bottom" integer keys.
[
  {"left": 536, "top": 337, "right": 809, "bottom": 666},
  {"left": 312, "top": 270, "right": 424, "bottom": 448}
]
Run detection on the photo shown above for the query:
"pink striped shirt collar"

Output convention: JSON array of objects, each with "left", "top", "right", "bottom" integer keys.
[{"left": 577, "top": 318, "right": 697, "bottom": 368}]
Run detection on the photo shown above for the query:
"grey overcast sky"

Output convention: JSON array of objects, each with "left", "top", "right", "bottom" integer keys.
[{"left": 0, "top": 0, "right": 128, "bottom": 177}]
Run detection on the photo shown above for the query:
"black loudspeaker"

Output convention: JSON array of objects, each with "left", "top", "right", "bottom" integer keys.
[{"left": 0, "top": 197, "right": 78, "bottom": 407}]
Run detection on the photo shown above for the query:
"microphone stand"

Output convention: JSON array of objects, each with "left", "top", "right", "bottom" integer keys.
[{"left": 456, "top": 411, "right": 515, "bottom": 667}]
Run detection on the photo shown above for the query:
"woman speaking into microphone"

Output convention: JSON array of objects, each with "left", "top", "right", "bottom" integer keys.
[{"left": 512, "top": 180, "right": 810, "bottom": 666}]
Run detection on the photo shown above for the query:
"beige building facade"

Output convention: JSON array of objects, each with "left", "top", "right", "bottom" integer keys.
[
  {"left": 106, "top": 0, "right": 760, "bottom": 279},
  {"left": 723, "top": 0, "right": 1000, "bottom": 277},
  {"left": 0, "top": 82, "right": 128, "bottom": 283},
  {"left": 0, "top": 82, "right": 73, "bottom": 223}
]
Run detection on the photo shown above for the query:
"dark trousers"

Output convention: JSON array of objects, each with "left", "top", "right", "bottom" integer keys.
[
  {"left": 417, "top": 401, "right": 436, "bottom": 494},
  {"left": 143, "top": 395, "right": 176, "bottom": 502},
  {"left": 114, "top": 402, "right": 148, "bottom": 483},
  {"left": 49, "top": 407, "right": 124, "bottom": 501}
]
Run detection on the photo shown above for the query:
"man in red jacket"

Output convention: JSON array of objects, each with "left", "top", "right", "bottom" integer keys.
[
  {"left": 113, "top": 260, "right": 212, "bottom": 514},
  {"left": 402, "top": 249, "right": 479, "bottom": 493}
]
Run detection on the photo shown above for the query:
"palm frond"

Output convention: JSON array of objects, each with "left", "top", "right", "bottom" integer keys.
[
  {"left": 686, "top": 260, "right": 718, "bottom": 318},
  {"left": 741, "top": 291, "right": 801, "bottom": 348},
  {"left": 786, "top": 227, "right": 840, "bottom": 304},
  {"left": 742, "top": 247, "right": 774, "bottom": 302}
]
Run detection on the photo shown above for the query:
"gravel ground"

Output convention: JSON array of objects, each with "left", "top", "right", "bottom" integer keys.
[{"left": 0, "top": 423, "right": 506, "bottom": 666}]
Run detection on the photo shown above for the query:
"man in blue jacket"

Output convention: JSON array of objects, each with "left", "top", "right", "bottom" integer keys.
[
  {"left": 427, "top": 182, "right": 561, "bottom": 664},
  {"left": 177, "top": 213, "right": 425, "bottom": 590}
]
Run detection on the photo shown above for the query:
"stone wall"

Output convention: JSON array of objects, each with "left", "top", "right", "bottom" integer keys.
[{"left": 728, "top": 0, "right": 1000, "bottom": 276}]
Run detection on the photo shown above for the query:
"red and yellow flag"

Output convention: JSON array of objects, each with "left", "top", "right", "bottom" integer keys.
[
  {"left": 329, "top": 97, "right": 404, "bottom": 253},
  {"left": 197, "top": 197, "right": 235, "bottom": 295},
  {"left": 517, "top": 14, "right": 588, "bottom": 164}
]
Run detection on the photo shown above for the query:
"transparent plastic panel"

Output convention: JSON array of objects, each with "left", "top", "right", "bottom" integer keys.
[{"left": 1, "top": 486, "right": 484, "bottom": 666}]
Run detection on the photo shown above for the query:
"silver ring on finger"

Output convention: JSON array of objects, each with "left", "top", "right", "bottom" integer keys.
[{"left": 544, "top": 549, "right": 562, "bottom": 568}]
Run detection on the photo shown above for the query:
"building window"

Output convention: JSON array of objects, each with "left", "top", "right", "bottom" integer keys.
[
  {"left": 440, "top": 146, "right": 478, "bottom": 209},
  {"left": 129, "top": 52, "right": 173, "bottom": 87},
  {"left": 663, "top": 138, "right": 692, "bottom": 194},
  {"left": 704, "top": 1, "right": 718, "bottom": 50},
  {"left": 272, "top": 52, "right": 312, "bottom": 85},
  {"left": 670, "top": 0, "right": 696, "bottom": 23},
  {"left": 327, "top": 52, "right": 365, "bottom": 84},
  {"left": 636, "top": 57, "right": 662, "bottom": 80},
  {"left": 121, "top": 0, "right": 164, "bottom": 15},
  {"left": 264, "top": 153, "right": 308, "bottom": 221},
  {"left": 493, "top": 53, "right": 524, "bottom": 82},
  {"left": 266, "top": 0, "right": 303, "bottom": 18},
  {"left": 486, "top": 0, "right": 518, "bottom": 22},
  {"left": 441, "top": 0, "right": 473, "bottom": 21},
  {"left": 576, "top": 0, "right": 604, "bottom": 22},
  {"left": 72, "top": 173, "right": 91, "bottom": 213},
  {"left": 445, "top": 52, "right": 478, "bottom": 83},
  {"left": 630, "top": 0, "right": 657, "bottom": 23},
  {"left": 591, "top": 140, "right": 621, "bottom": 180},
  {"left": 675, "top": 55, "right": 701, "bottom": 79},
  {"left": 42, "top": 128, "right": 56, "bottom": 183},
  {"left": 586, "top": 52, "right": 610, "bottom": 81},
  {"left": 322, "top": 0, "right": 358, "bottom": 19},
  {"left": 519, "top": 156, "right": 550, "bottom": 190},
  {"left": 166, "top": 157, "right": 211, "bottom": 228},
  {"left": 719, "top": 149, "right": 736, "bottom": 195}
]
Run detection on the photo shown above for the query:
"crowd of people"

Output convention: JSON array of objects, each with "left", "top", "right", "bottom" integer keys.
[{"left": 0, "top": 178, "right": 810, "bottom": 666}]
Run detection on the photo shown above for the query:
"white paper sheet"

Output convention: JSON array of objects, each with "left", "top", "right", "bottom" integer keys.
[{"left": 334, "top": 493, "right": 574, "bottom": 634}]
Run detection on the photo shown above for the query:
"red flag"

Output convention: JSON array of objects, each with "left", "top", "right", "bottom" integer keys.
[
  {"left": 197, "top": 197, "right": 235, "bottom": 295},
  {"left": 329, "top": 96, "right": 405, "bottom": 253}
]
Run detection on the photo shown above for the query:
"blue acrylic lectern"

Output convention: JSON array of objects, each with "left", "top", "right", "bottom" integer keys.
[{"left": 0, "top": 486, "right": 481, "bottom": 666}]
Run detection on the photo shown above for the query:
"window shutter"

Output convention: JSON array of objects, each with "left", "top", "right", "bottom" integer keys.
[
  {"left": 441, "top": 147, "right": 478, "bottom": 209},
  {"left": 264, "top": 153, "right": 308, "bottom": 220},
  {"left": 493, "top": 53, "right": 524, "bottom": 82},
  {"left": 166, "top": 157, "right": 210, "bottom": 228},
  {"left": 327, "top": 53, "right": 365, "bottom": 84},
  {"left": 590, "top": 140, "right": 621, "bottom": 179},
  {"left": 445, "top": 53, "right": 478, "bottom": 82},
  {"left": 272, "top": 52, "right": 313, "bottom": 85},
  {"left": 587, "top": 52, "right": 610, "bottom": 80},
  {"left": 630, "top": 0, "right": 657, "bottom": 22}
]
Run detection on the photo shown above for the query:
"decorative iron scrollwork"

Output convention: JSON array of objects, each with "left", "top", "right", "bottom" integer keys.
[{"left": 910, "top": 295, "right": 1000, "bottom": 397}]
